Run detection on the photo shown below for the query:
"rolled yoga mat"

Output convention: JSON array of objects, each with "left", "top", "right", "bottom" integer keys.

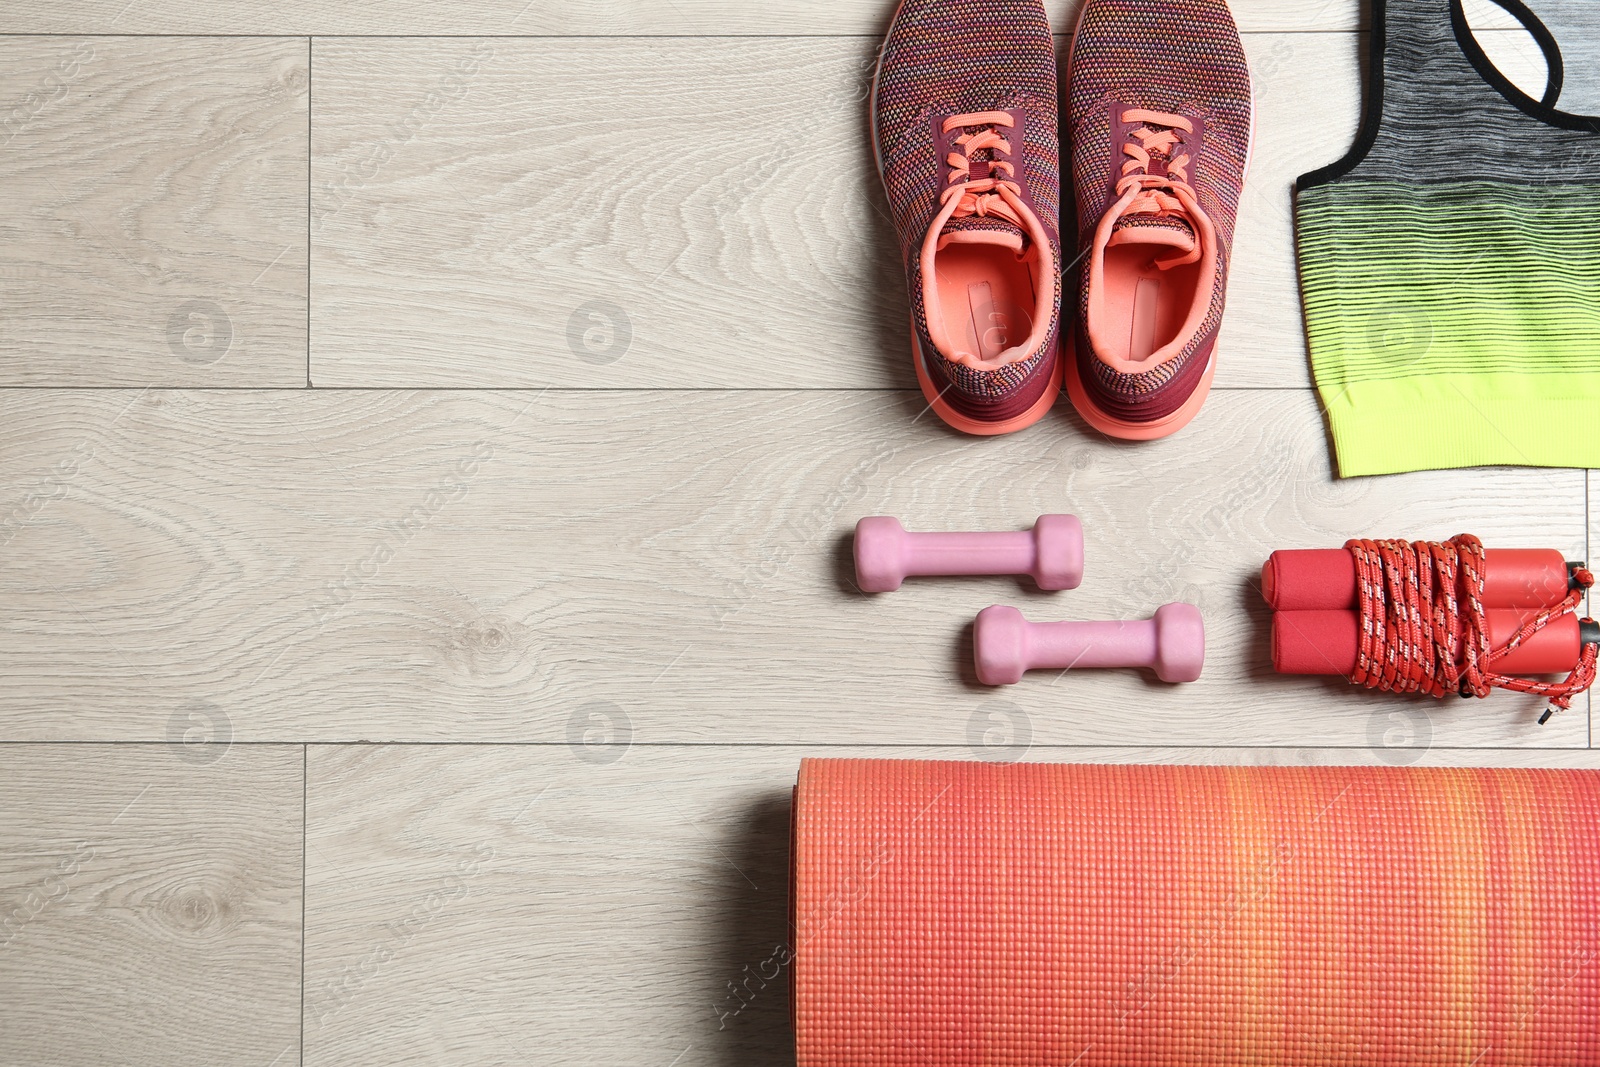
[{"left": 791, "top": 759, "right": 1600, "bottom": 1066}]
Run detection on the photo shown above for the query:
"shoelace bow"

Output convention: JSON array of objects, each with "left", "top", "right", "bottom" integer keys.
[
  {"left": 941, "top": 111, "right": 1024, "bottom": 227},
  {"left": 1347, "top": 535, "right": 1599, "bottom": 724},
  {"left": 1118, "top": 108, "right": 1201, "bottom": 268}
]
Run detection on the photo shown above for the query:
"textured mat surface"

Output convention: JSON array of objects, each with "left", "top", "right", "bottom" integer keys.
[{"left": 791, "top": 760, "right": 1600, "bottom": 1066}]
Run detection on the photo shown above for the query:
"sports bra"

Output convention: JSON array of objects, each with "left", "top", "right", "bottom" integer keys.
[{"left": 1294, "top": 0, "right": 1600, "bottom": 477}]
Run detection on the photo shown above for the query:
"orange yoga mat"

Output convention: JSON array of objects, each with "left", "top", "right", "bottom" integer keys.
[{"left": 791, "top": 760, "right": 1600, "bottom": 1066}]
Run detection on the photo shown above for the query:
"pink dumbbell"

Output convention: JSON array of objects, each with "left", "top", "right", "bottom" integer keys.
[
  {"left": 854, "top": 515, "right": 1084, "bottom": 593},
  {"left": 974, "top": 603, "right": 1205, "bottom": 685}
]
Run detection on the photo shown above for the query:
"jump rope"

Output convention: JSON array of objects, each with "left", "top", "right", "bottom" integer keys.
[
  {"left": 1348, "top": 536, "right": 1596, "bottom": 720},
  {"left": 1267, "top": 534, "right": 1599, "bottom": 723}
]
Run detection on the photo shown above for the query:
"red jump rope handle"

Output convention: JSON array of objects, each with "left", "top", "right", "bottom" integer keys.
[
  {"left": 1262, "top": 548, "right": 1579, "bottom": 612},
  {"left": 1273, "top": 610, "right": 1588, "bottom": 677}
]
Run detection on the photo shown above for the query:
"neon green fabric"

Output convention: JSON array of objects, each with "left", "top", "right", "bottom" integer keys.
[{"left": 1296, "top": 180, "right": 1600, "bottom": 477}]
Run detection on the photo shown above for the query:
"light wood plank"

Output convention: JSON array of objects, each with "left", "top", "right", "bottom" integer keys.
[
  {"left": 0, "top": 37, "right": 308, "bottom": 387},
  {"left": 308, "top": 35, "right": 908, "bottom": 389},
  {"left": 0, "top": 744, "right": 303, "bottom": 1067},
  {"left": 0, "top": 388, "right": 1586, "bottom": 748},
  {"left": 0, "top": 0, "right": 1535, "bottom": 36},
  {"left": 311, "top": 34, "right": 1359, "bottom": 390},
  {"left": 308, "top": 23, "right": 1541, "bottom": 391},
  {"left": 0, "top": 1, "right": 1369, "bottom": 37},
  {"left": 0, "top": 1, "right": 1533, "bottom": 36},
  {"left": 304, "top": 743, "right": 1600, "bottom": 1067}
]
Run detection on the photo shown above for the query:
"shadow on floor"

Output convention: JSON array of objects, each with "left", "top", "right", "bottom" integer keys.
[{"left": 704, "top": 789, "right": 796, "bottom": 1067}]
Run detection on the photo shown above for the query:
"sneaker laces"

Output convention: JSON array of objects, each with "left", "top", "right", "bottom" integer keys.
[
  {"left": 917, "top": 109, "right": 1057, "bottom": 371},
  {"left": 940, "top": 111, "right": 1026, "bottom": 229},
  {"left": 1116, "top": 108, "right": 1201, "bottom": 269}
]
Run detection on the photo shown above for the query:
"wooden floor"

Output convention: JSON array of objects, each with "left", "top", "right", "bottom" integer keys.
[{"left": 0, "top": 2, "right": 1593, "bottom": 1063}]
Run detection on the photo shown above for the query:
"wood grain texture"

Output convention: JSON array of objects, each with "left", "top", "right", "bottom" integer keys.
[
  {"left": 0, "top": 12, "right": 1586, "bottom": 1065},
  {"left": 0, "top": 37, "right": 308, "bottom": 387},
  {"left": 3, "top": 0, "right": 1540, "bottom": 35},
  {"left": 307, "top": 25, "right": 1540, "bottom": 392},
  {"left": 0, "top": 744, "right": 303, "bottom": 1067},
  {"left": 0, "top": 388, "right": 1585, "bottom": 748},
  {"left": 0, "top": 1, "right": 1531, "bottom": 35},
  {"left": 304, "top": 743, "right": 1600, "bottom": 1067},
  {"left": 0, "top": 0, "right": 1376, "bottom": 37},
  {"left": 310, "top": 33, "right": 1358, "bottom": 390}
]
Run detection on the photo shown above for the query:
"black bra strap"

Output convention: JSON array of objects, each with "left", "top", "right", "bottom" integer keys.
[
  {"left": 1471, "top": 0, "right": 1565, "bottom": 107},
  {"left": 1297, "top": 0, "right": 1598, "bottom": 190}
]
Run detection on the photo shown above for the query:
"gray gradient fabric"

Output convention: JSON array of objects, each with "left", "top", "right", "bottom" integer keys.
[{"left": 1303, "top": 0, "right": 1600, "bottom": 190}]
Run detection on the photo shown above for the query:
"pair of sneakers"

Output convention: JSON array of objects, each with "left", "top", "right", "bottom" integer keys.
[{"left": 873, "top": 0, "right": 1253, "bottom": 438}]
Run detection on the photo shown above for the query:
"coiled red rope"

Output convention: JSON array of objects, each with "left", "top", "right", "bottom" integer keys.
[{"left": 1346, "top": 535, "right": 1597, "bottom": 723}]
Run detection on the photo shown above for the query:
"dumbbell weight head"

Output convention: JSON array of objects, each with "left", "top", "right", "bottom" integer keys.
[
  {"left": 854, "top": 516, "right": 912, "bottom": 593},
  {"left": 1151, "top": 602, "right": 1206, "bottom": 684},
  {"left": 973, "top": 605, "right": 1033, "bottom": 686},
  {"left": 1032, "top": 514, "right": 1085, "bottom": 591}
]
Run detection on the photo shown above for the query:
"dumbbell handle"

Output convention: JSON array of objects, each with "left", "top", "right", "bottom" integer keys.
[
  {"left": 898, "top": 530, "right": 1042, "bottom": 577},
  {"left": 975, "top": 604, "right": 1205, "bottom": 685},
  {"left": 855, "top": 515, "right": 1083, "bottom": 593},
  {"left": 1036, "top": 619, "right": 1157, "bottom": 668}
]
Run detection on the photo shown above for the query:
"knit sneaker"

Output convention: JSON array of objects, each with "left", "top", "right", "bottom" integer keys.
[
  {"left": 872, "top": 0, "right": 1063, "bottom": 436},
  {"left": 1064, "top": 0, "right": 1253, "bottom": 440}
]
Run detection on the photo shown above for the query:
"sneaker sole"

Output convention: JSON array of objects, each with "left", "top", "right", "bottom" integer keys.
[
  {"left": 913, "top": 322, "right": 1064, "bottom": 436},
  {"left": 1063, "top": 328, "right": 1218, "bottom": 440}
]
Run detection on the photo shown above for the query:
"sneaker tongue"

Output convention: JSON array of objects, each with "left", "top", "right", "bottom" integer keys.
[
  {"left": 937, "top": 216, "right": 1026, "bottom": 255},
  {"left": 1107, "top": 212, "right": 1196, "bottom": 255}
]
